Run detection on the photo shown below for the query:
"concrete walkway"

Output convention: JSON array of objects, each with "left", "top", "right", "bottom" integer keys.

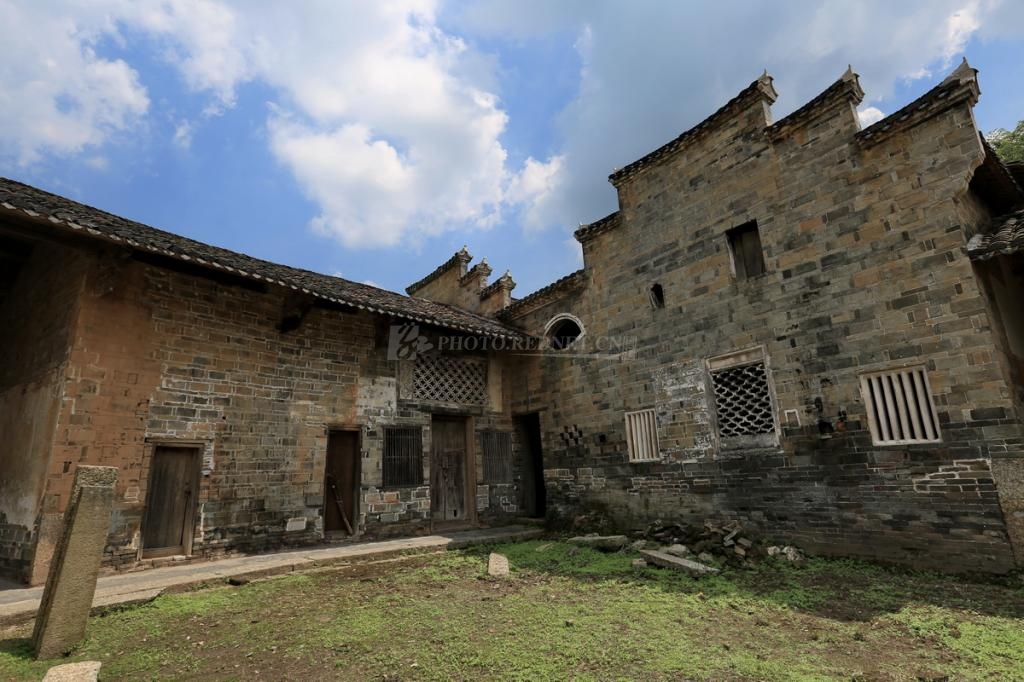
[{"left": 0, "top": 525, "right": 542, "bottom": 626}]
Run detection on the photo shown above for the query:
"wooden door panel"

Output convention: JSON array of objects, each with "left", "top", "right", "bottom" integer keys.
[
  {"left": 431, "top": 417, "right": 467, "bottom": 521},
  {"left": 325, "top": 431, "right": 358, "bottom": 534},
  {"left": 142, "top": 447, "right": 197, "bottom": 556}
]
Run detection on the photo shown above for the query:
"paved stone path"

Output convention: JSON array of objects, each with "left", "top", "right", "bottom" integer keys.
[{"left": 0, "top": 525, "right": 541, "bottom": 625}]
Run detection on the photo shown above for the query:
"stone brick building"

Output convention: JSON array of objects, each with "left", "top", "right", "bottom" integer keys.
[
  {"left": 0, "top": 184, "right": 537, "bottom": 584},
  {"left": 2, "top": 60, "right": 1023, "bottom": 583},
  {"left": 499, "top": 61, "right": 1024, "bottom": 573}
]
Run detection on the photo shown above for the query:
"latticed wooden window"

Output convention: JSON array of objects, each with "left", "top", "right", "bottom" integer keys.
[
  {"left": 710, "top": 359, "right": 775, "bottom": 438},
  {"left": 383, "top": 426, "right": 423, "bottom": 487},
  {"left": 860, "top": 366, "right": 941, "bottom": 445},
  {"left": 481, "top": 430, "right": 513, "bottom": 483},
  {"left": 413, "top": 355, "right": 487, "bottom": 405},
  {"left": 625, "top": 409, "right": 659, "bottom": 462}
]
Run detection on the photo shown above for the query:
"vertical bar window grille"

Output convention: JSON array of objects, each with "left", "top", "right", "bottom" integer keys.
[
  {"left": 625, "top": 409, "right": 659, "bottom": 462},
  {"left": 383, "top": 426, "right": 423, "bottom": 487},
  {"left": 860, "top": 367, "right": 941, "bottom": 445},
  {"left": 481, "top": 431, "right": 513, "bottom": 483}
]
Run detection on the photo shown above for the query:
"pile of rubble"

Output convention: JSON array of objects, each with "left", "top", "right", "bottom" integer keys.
[{"left": 567, "top": 519, "right": 807, "bottom": 577}]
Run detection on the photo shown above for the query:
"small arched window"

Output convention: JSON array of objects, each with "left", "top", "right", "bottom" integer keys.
[
  {"left": 650, "top": 283, "right": 665, "bottom": 309},
  {"left": 544, "top": 314, "right": 584, "bottom": 350}
]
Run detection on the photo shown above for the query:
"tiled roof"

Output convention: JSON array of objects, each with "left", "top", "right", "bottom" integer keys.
[
  {"left": 574, "top": 211, "right": 621, "bottom": 243},
  {"left": 608, "top": 72, "right": 778, "bottom": 186},
  {"left": 856, "top": 59, "right": 979, "bottom": 148},
  {"left": 0, "top": 178, "right": 527, "bottom": 340},
  {"left": 406, "top": 247, "right": 471, "bottom": 295},
  {"left": 497, "top": 269, "right": 587, "bottom": 320},
  {"left": 967, "top": 209, "right": 1024, "bottom": 261}
]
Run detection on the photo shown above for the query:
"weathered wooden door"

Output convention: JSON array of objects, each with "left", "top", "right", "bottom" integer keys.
[
  {"left": 431, "top": 417, "right": 467, "bottom": 521},
  {"left": 324, "top": 430, "right": 359, "bottom": 534},
  {"left": 516, "top": 413, "right": 546, "bottom": 518},
  {"left": 142, "top": 446, "right": 199, "bottom": 558}
]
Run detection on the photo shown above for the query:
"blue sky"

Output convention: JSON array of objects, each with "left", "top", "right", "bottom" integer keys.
[{"left": 1, "top": 1, "right": 1022, "bottom": 297}]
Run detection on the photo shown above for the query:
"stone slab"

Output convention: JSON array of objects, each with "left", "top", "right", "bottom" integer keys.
[
  {"left": 42, "top": 661, "right": 101, "bottom": 681},
  {"left": 567, "top": 535, "right": 629, "bottom": 551},
  {"left": 487, "top": 552, "right": 510, "bottom": 577},
  {"left": 639, "top": 550, "right": 720, "bottom": 577}
]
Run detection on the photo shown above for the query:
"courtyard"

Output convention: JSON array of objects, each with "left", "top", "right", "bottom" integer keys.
[{"left": 2, "top": 540, "right": 1022, "bottom": 680}]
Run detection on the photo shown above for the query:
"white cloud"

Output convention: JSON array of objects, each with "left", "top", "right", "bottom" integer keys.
[
  {"left": 172, "top": 120, "right": 193, "bottom": 149},
  {"left": 857, "top": 106, "right": 886, "bottom": 127},
  {"left": 0, "top": 1, "right": 149, "bottom": 165}
]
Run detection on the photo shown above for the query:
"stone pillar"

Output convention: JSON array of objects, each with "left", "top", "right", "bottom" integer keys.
[
  {"left": 32, "top": 465, "right": 117, "bottom": 659},
  {"left": 992, "top": 457, "right": 1024, "bottom": 568}
]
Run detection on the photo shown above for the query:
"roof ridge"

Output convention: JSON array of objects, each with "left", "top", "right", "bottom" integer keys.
[
  {"left": 0, "top": 178, "right": 527, "bottom": 340},
  {"left": 497, "top": 269, "right": 586, "bottom": 320},
  {"left": 767, "top": 67, "right": 864, "bottom": 139},
  {"left": 608, "top": 71, "right": 777, "bottom": 186}
]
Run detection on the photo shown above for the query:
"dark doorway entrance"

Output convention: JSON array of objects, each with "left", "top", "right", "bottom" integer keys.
[
  {"left": 516, "top": 413, "right": 546, "bottom": 518},
  {"left": 324, "top": 430, "right": 359, "bottom": 535},
  {"left": 142, "top": 446, "right": 200, "bottom": 558},
  {"left": 431, "top": 416, "right": 469, "bottom": 522}
]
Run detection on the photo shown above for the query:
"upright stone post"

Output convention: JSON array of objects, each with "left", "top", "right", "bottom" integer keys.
[{"left": 32, "top": 465, "right": 118, "bottom": 659}]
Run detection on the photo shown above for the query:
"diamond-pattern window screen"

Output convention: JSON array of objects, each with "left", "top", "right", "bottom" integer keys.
[
  {"left": 383, "top": 426, "right": 423, "bottom": 487},
  {"left": 481, "top": 430, "right": 513, "bottom": 484},
  {"left": 710, "top": 361, "right": 775, "bottom": 437},
  {"left": 413, "top": 355, "right": 487, "bottom": 405},
  {"left": 860, "top": 366, "right": 941, "bottom": 445}
]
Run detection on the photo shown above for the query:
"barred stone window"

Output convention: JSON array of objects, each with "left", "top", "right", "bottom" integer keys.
[
  {"left": 708, "top": 347, "right": 778, "bottom": 448},
  {"left": 383, "top": 426, "right": 423, "bottom": 487},
  {"left": 625, "top": 408, "right": 660, "bottom": 462},
  {"left": 860, "top": 366, "right": 941, "bottom": 445},
  {"left": 481, "top": 430, "right": 513, "bottom": 483},
  {"left": 413, "top": 355, "right": 487, "bottom": 405}
]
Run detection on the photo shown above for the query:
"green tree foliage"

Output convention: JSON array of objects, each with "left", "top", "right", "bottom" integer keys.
[{"left": 988, "top": 120, "right": 1024, "bottom": 163}]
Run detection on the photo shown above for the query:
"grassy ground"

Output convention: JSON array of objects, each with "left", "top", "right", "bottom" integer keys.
[{"left": 2, "top": 540, "right": 1023, "bottom": 681}]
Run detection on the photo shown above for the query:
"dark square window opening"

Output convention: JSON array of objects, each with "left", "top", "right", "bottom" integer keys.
[{"left": 727, "top": 221, "right": 766, "bottom": 279}]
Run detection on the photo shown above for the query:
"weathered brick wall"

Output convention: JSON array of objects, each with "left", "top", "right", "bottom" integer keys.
[
  {"left": 506, "top": 79, "right": 1023, "bottom": 571},
  {"left": 0, "top": 242, "right": 86, "bottom": 581},
  {"left": 24, "top": 250, "right": 520, "bottom": 579}
]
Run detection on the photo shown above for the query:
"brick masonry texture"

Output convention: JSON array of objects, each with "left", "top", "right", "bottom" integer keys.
[
  {"left": 505, "top": 66, "right": 1024, "bottom": 572},
  {"left": 0, "top": 240, "right": 523, "bottom": 583}
]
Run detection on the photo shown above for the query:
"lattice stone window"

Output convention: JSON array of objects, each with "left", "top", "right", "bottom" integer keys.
[
  {"left": 860, "top": 366, "right": 941, "bottom": 445},
  {"left": 708, "top": 347, "right": 778, "bottom": 447},
  {"left": 625, "top": 408, "right": 660, "bottom": 462},
  {"left": 413, "top": 355, "right": 487, "bottom": 405},
  {"left": 382, "top": 426, "right": 423, "bottom": 487},
  {"left": 481, "top": 430, "right": 513, "bottom": 483}
]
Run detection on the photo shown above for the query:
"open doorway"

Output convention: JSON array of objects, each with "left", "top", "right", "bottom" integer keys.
[
  {"left": 141, "top": 445, "right": 201, "bottom": 558},
  {"left": 324, "top": 430, "right": 359, "bottom": 536},
  {"left": 516, "top": 413, "right": 546, "bottom": 518}
]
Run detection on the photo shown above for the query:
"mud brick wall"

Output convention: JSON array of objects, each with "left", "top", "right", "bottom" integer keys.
[
  {"left": 0, "top": 242, "right": 87, "bottom": 582},
  {"left": 21, "top": 249, "right": 519, "bottom": 578},
  {"left": 505, "top": 78, "right": 1024, "bottom": 571}
]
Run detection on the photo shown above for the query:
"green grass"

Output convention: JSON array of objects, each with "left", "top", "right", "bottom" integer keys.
[{"left": 2, "top": 540, "right": 1022, "bottom": 680}]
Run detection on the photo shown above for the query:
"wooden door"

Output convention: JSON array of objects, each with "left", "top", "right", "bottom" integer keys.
[
  {"left": 324, "top": 430, "right": 359, "bottom": 534},
  {"left": 142, "top": 446, "right": 199, "bottom": 558},
  {"left": 431, "top": 417, "right": 467, "bottom": 521}
]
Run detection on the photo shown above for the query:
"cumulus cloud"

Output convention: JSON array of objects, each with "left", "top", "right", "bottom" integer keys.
[
  {"left": 0, "top": 1, "right": 149, "bottom": 165},
  {"left": 857, "top": 106, "right": 886, "bottom": 127}
]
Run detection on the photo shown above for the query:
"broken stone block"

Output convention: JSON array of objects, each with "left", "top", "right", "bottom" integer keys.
[
  {"left": 737, "top": 537, "right": 753, "bottom": 549},
  {"left": 639, "top": 550, "right": 720, "bottom": 577},
  {"left": 697, "top": 552, "right": 715, "bottom": 564},
  {"left": 631, "top": 558, "right": 647, "bottom": 568},
  {"left": 43, "top": 661, "right": 101, "bottom": 681},
  {"left": 487, "top": 552, "right": 510, "bottom": 577},
  {"left": 567, "top": 535, "right": 629, "bottom": 551},
  {"left": 665, "top": 544, "right": 691, "bottom": 557},
  {"left": 629, "top": 539, "right": 647, "bottom": 552}
]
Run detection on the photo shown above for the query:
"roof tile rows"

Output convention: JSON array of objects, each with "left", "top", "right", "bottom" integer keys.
[
  {"left": 0, "top": 178, "right": 527, "bottom": 340},
  {"left": 967, "top": 208, "right": 1024, "bottom": 261}
]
